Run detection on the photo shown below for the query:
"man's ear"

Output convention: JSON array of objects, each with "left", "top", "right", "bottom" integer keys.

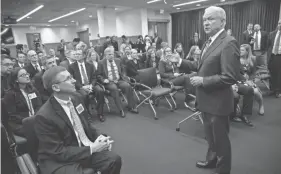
[{"left": 52, "top": 84, "right": 60, "bottom": 92}]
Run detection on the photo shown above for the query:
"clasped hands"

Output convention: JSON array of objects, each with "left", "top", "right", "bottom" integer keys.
[
  {"left": 82, "top": 85, "right": 93, "bottom": 93},
  {"left": 91, "top": 135, "right": 114, "bottom": 153}
]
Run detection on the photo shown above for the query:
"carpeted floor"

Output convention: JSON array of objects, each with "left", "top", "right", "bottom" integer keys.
[{"left": 91, "top": 86, "right": 281, "bottom": 174}]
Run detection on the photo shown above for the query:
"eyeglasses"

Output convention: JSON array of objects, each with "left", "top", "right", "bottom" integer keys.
[
  {"left": 18, "top": 73, "right": 30, "bottom": 78},
  {"left": 57, "top": 75, "right": 74, "bottom": 84}
]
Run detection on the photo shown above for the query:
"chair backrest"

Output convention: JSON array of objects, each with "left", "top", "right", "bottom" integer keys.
[
  {"left": 137, "top": 67, "right": 158, "bottom": 88},
  {"left": 22, "top": 116, "right": 38, "bottom": 162}
]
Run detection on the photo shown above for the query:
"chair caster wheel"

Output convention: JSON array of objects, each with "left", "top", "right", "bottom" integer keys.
[
  {"left": 154, "top": 117, "right": 158, "bottom": 120},
  {"left": 176, "top": 128, "right": 180, "bottom": 131}
]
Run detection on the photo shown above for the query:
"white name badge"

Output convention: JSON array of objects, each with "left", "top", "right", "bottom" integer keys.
[
  {"left": 76, "top": 104, "right": 84, "bottom": 114},
  {"left": 28, "top": 93, "right": 37, "bottom": 100}
]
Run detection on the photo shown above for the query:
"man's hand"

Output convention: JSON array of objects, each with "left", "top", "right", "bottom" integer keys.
[
  {"left": 82, "top": 85, "right": 92, "bottom": 93},
  {"left": 232, "top": 84, "right": 238, "bottom": 92},
  {"left": 174, "top": 73, "right": 180, "bottom": 77},
  {"left": 104, "top": 79, "right": 109, "bottom": 84},
  {"left": 90, "top": 136, "right": 114, "bottom": 153},
  {"left": 190, "top": 76, "right": 203, "bottom": 87}
]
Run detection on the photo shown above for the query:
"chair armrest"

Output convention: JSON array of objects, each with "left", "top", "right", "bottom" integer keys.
[{"left": 161, "top": 79, "right": 174, "bottom": 88}]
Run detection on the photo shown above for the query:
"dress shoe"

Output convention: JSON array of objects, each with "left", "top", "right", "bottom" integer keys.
[
  {"left": 258, "top": 105, "right": 264, "bottom": 116},
  {"left": 98, "top": 115, "right": 105, "bottom": 122},
  {"left": 240, "top": 115, "right": 254, "bottom": 127},
  {"left": 120, "top": 110, "right": 126, "bottom": 118},
  {"left": 128, "top": 107, "right": 139, "bottom": 114},
  {"left": 231, "top": 116, "right": 242, "bottom": 122},
  {"left": 275, "top": 92, "right": 281, "bottom": 98},
  {"left": 196, "top": 160, "right": 217, "bottom": 169}
]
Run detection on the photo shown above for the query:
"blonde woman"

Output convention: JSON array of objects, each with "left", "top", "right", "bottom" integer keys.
[
  {"left": 86, "top": 49, "right": 100, "bottom": 71},
  {"left": 240, "top": 44, "right": 264, "bottom": 115},
  {"left": 173, "top": 43, "right": 185, "bottom": 59},
  {"left": 186, "top": 45, "right": 201, "bottom": 61}
]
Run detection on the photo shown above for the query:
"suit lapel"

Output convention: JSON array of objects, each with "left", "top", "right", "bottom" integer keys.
[
  {"left": 198, "top": 31, "right": 226, "bottom": 70},
  {"left": 102, "top": 59, "right": 108, "bottom": 77},
  {"left": 50, "top": 96, "right": 74, "bottom": 132},
  {"left": 85, "top": 62, "right": 92, "bottom": 80},
  {"left": 73, "top": 62, "right": 83, "bottom": 84},
  {"left": 16, "top": 90, "right": 29, "bottom": 109},
  {"left": 71, "top": 97, "right": 90, "bottom": 134}
]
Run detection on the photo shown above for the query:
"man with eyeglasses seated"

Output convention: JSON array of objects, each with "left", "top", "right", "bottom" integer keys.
[
  {"left": 35, "top": 66, "right": 122, "bottom": 174},
  {"left": 1, "top": 56, "right": 14, "bottom": 97},
  {"left": 68, "top": 50, "right": 105, "bottom": 122},
  {"left": 97, "top": 47, "right": 139, "bottom": 118},
  {"left": 25, "top": 50, "right": 43, "bottom": 79}
]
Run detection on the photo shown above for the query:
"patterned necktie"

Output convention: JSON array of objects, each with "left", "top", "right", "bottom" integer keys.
[
  {"left": 80, "top": 64, "right": 89, "bottom": 85},
  {"left": 67, "top": 101, "right": 93, "bottom": 146},
  {"left": 201, "top": 38, "right": 212, "bottom": 59},
  {"left": 273, "top": 32, "right": 281, "bottom": 55},
  {"left": 254, "top": 32, "right": 259, "bottom": 50},
  {"left": 110, "top": 61, "right": 117, "bottom": 81}
]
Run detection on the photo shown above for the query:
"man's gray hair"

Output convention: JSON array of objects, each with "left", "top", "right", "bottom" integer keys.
[
  {"left": 205, "top": 6, "right": 226, "bottom": 21},
  {"left": 104, "top": 47, "right": 114, "bottom": 55}
]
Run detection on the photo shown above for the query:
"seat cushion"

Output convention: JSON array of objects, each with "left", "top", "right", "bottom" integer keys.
[
  {"left": 143, "top": 87, "right": 171, "bottom": 97},
  {"left": 173, "top": 86, "right": 184, "bottom": 90}
]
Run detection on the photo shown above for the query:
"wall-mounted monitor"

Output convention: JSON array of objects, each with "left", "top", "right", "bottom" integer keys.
[{"left": 1, "top": 27, "right": 15, "bottom": 44}]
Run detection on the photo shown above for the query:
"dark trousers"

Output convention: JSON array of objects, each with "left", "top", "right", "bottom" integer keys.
[
  {"left": 269, "top": 54, "right": 281, "bottom": 93},
  {"left": 54, "top": 151, "right": 122, "bottom": 174},
  {"left": 202, "top": 113, "right": 231, "bottom": 174},
  {"left": 170, "top": 74, "right": 195, "bottom": 101},
  {"left": 105, "top": 80, "right": 136, "bottom": 111},
  {"left": 231, "top": 84, "right": 254, "bottom": 119}
]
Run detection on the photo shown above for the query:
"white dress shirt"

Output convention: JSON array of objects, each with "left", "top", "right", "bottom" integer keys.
[
  {"left": 54, "top": 96, "right": 82, "bottom": 146},
  {"left": 273, "top": 30, "right": 281, "bottom": 54},
  {"left": 77, "top": 61, "right": 88, "bottom": 85},
  {"left": 253, "top": 31, "right": 261, "bottom": 50},
  {"left": 93, "top": 61, "right": 98, "bottom": 70},
  {"left": 18, "top": 62, "right": 25, "bottom": 68},
  {"left": 20, "top": 89, "right": 35, "bottom": 116},
  {"left": 107, "top": 60, "right": 120, "bottom": 81}
]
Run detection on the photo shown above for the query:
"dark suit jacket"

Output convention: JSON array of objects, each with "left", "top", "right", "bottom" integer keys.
[
  {"left": 57, "top": 43, "right": 65, "bottom": 61},
  {"left": 97, "top": 58, "right": 124, "bottom": 83},
  {"left": 158, "top": 60, "right": 179, "bottom": 80},
  {"left": 34, "top": 95, "right": 99, "bottom": 174},
  {"left": 24, "top": 62, "right": 42, "bottom": 79},
  {"left": 1, "top": 74, "right": 11, "bottom": 98},
  {"left": 34, "top": 70, "right": 50, "bottom": 103},
  {"left": 153, "top": 37, "right": 163, "bottom": 50},
  {"left": 179, "top": 31, "right": 240, "bottom": 116},
  {"left": 188, "top": 38, "right": 204, "bottom": 51},
  {"left": 13, "top": 61, "right": 26, "bottom": 68},
  {"left": 4, "top": 88, "right": 42, "bottom": 136},
  {"left": 267, "top": 30, "right": 279, "bottom": 62},
  {"left": 242, "top": 30, "right": 253, "bottom": 44},
  {"left": 126, "top": 59, "right": 141, "bottom": 78},
  {"left": 68, "top": 61, "right": 97, "bottom": 90},
  {"left": 250, "top": 31, "right": 268, "bottom": 52}
]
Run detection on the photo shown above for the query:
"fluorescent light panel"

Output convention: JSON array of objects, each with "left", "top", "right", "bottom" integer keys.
[
  {"left": 147, "top": 0, "right": 162, "bottom": 4},
  {"left": 173, "top": 0, "right": 208, "bottom": 7},
  {"left": 17, "top": 5, "right": 44, "bottom": 22},
  {"left": 48, "top": 8, "right": 86, "bottom": 22}
]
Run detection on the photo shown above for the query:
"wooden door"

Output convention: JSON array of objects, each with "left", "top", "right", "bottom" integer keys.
[{"left": 77, "top": 29, "right": 90, "bottom": 47}]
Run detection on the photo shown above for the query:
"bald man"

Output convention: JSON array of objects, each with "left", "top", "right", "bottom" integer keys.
[{"left": 24, "top": 50, "right": 42, "bottom": 79}]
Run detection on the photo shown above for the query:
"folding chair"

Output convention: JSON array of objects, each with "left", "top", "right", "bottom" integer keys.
[
  {"left": 255, "top": 66, "right": 271, "bottom": 90},
  {"left": 134, "top": 67, "right": 174, "bottom": 120}
]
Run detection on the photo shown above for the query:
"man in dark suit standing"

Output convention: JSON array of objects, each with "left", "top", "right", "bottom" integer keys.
[
  {"left": 97, "top": 47, "right": 138, "bottom": 118},
  {"left": 153, "top": 33, "right": 163, "bottom": 50},
  {"left": 268, "top": 19, "right": 281, "bottom": 98},
  {"left": 242, "top": 23, "right": 253, "bottom": 44},
  {"left": 24, "top": 50, "right": 42, "bottom": 79},
  {"left": 68, "top": 50, "right": 105, "bottom": 122},
  {"left": 60, "top": 50, "right": 76, "bottom": 70},
  {"left": 57, "top": 39, "right": 66, "bottom": 61},
  {"left": 171, "top": 6, "right": 240, "bottom": 174},
  {"left": 250, "top": 24, "right": 268, "bottom": 67},
  {"left": 1, "top": 56, "right": 13, "bottom": 97},
  {"left": 14, "top": 52, "right": 26, "bottom": 68},
  {"left": 35, "top": 66, "right": 122, "bottom": 174}
]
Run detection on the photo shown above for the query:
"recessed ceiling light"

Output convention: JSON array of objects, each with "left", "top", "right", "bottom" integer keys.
[
  {"left": 47, "top": 25, "right": 51, "bottom": 26},
  {"left": 17, "top": 5, "right": 44, "bottom": 22},
  {"left": 48, "top": 8, "right": 86, "bottom": 22},
  {"left": 89, "top": 15, "right": 93, "bottom": 18},
  {"left": 115, "top": 8, "right": 118, "bottom": 10},
  {"left": 5, "top": 25, "right": 9, "bottom": 26},
  {"left": 147, "top": 0, "right": 162, "bottom": 4},
  {"left": 27, "top": 16, "right": 31, "bottom": 19},
  {"left": 220, "top": 0, "right": 225, "bottom": 2},
  {"left": 176, "top": 8, "right": 180, "bottom": 10},
  {"left": 71, "top": 20, "right": 75, "bottom": 22},
  {"left": 173, "top": 0, "right": 208, "bottom": 7},
  {"left": 65, "top": 25, "right": 68, "bottom": 26},
  {"left": 196, "top": 4, "right": 201, "bottom": 6}
]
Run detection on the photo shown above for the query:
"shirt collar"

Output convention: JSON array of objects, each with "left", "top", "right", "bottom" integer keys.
[
  {"left": 77, "top": 61, "right": 85, "bottom": 66},
  {"left": 54, "top": 96, "right": 71, "bottom": 106},
  {"left": 209, "top": 28, "right": 225, "bottom": 44},
  {"left": 31, "top": 62, "right": 39, "bottom": 66}
]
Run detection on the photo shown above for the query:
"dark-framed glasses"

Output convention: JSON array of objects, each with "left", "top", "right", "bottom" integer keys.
[{"left": 18, "top": 73, "right": 30, "bottom": 78}]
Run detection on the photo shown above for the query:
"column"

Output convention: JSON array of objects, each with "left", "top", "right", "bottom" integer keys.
[
  {"left": 141, "top": 8, "right": 148, "bottom": 36},
  {"left": 97, "top": 7, "right": 117, "bottom": 37}
]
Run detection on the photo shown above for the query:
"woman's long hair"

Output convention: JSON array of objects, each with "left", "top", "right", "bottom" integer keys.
[
  {"left": 87, "top": 49, "right": 100, "bottom": 62},
  {"left": 174, "top": 43, "right": 185, "bottom": 59},
  {"left": 186, "top": 45, "right": 199, "bottom": 60},
  {"left": 240, "top": 44, "right": 256, "bottom": 68},
  {"left": 9, "top": 67, "right": 35, "bottom": 93}
]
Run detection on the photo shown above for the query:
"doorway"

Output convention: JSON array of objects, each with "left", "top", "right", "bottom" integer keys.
[
  {"left": 77, "top": 29, "right": 90, "bottom": 47},
  {"left": 26, "top": 33, "right": 41, "bottom": 51},
  {"left": 148, "top": 22, "right": 168, "bottom": 42}
]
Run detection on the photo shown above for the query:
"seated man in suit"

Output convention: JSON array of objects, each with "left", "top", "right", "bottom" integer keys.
[
  {"left": 25, "top": 50, "right": 43, "bottom": 79},
  {"left": 97, "top": 47, "right": 138, "bottom": 118},
  {"left": 34, "top": 56, "right": 57, "bottom": 103},
  {"left": 35, "top": 66, "right": 121, "bottom": 174},
  {"left": 60, "top": 50, "right": 76, "bottom": 70},
  {"left": 126, "top": 49, "right": 141, "bottom": 81},
  {"left": 14, "top": 52, "right": 26, "bottom": 68},
  {"left": 69, "top": 50, "right": 105, "bottom": 122}
]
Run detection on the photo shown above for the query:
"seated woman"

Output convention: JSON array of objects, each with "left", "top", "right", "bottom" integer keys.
[
  {"left": 186, "top": 45, "right": 201, "bottom": 61},
  {"left": 126, "top": 49, "right": 142, "bottom": 81},
  {"left": 145, "top": 48, "right": 159, "bottom": 69},
  {"left": 86, "top": 49, "right": 100, "bottom": 71},
  {"left": 174, "top": 43, "right": 185, "bottom": 59},
  {"left": 3, "top": 67, "right": 42, "bottom": 136},
  {"left": 159, "top": 46, "right": 194, "bottom": 104}
]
